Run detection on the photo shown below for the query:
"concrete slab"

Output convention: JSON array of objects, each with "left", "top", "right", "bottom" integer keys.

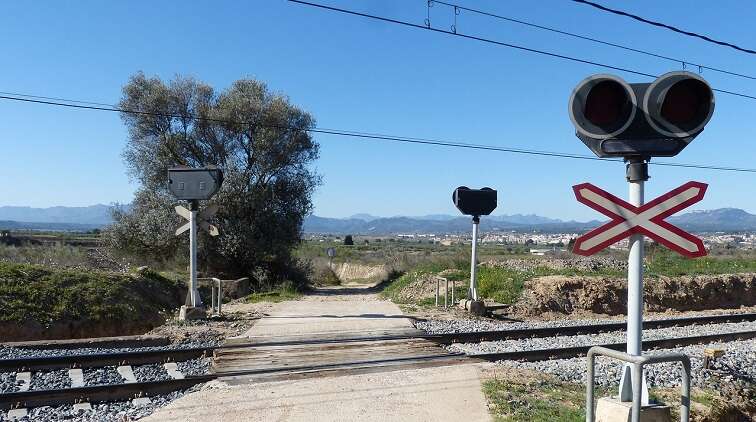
[
  {"left": 596, "top": 397, "right": 671, "bottom": 422},
  {"left": 240, "top": 297, "right": 413, "bottom": 339},
  {"left": 143, "top": 364, "right": 490, "bottom": 422},
  {"left": 146, "top": 288, "right": 491, "bottom": 421}
]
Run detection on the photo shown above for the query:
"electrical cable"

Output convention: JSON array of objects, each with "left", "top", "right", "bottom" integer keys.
[
  {"left": 570, "top": 0, "right": 756, "bottom": 56},
  {"left": 287, "top": 0, "right": 756, "bottom": 102},
  {"left": 431, "top": 0, "right": 756, "bottom": 81},
  {"left": 1, "top": 92, "right": 755, "bottom": 174}
]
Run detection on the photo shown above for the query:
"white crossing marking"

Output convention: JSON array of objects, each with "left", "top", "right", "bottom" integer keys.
[
  {"left": 68, "top": 368, "right": 85, "bottom": 388},
  {"left": 163, "top": 362, "right": 185, "bottom": 379},
  {"left": 7, "top": 408, "right": 28, "bottom": 420},
  {"left": 132, "top": 397, "right": 152, "bottom": 406},
  {"left": 73, "top": 402, "right": 92, "bottom": 411},
  {"left": 116, "top": 365, "right": 138, "bottom": 384},
  {"left": 15, "top": 372, "right": 30, "bottom": 392}
]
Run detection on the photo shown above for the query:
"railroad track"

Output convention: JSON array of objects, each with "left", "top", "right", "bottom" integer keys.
[{"left": 1, "top": 312, "right": 755, "bottom": 414}]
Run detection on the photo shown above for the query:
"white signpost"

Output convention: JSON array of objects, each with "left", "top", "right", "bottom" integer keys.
[
  {"left": 568, "top": 72, "right": 714, "bottom": 419},
  {"left": 175, "top": 204, "right": 219, "bottom": 308},
  {"left": 573, "top": 180, "right": 708, "bottom": 404}
]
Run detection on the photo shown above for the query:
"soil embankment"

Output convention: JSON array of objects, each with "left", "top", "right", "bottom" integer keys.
[
  {"left": 514, "top": 273, "right": 756, "bottom": 316},
  {"left": 0, "top": 263, "right": 184, "bottom": 341},
  {"left": 333, "top": 262, "right": 389, "bottom": 283}
]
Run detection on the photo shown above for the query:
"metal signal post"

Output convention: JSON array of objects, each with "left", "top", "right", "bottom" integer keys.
[
  {"left": 622, "top": 158, "right": 649, "bottom": 403},
  {"left": 189, "top": 200, "right": 200, "bottom": 307},
  {"left": 569, "top": 71, "right": 714, "bottom": 418},
  {"left": 168, "top": 167, "right": 223, "bottom": 318},
  {"left": 469, "top": 215, "right": 480, "bottom": 301},
  {"left": 452, "top": 186, "right": 497, "bottom": 310}
]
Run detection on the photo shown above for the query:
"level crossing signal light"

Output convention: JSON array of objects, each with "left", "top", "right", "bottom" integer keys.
[
  {"left": 452, "top": 186, "right": 497, "bottom": 310},
  {"left": 452, "top": 186, "right": 497, "bottom": 217},
  {"left": 568, "top": 71, "right": 715, "bottom": 158},
  {"left": 568, "top": 71, "right": 715, "bottom": 412}
]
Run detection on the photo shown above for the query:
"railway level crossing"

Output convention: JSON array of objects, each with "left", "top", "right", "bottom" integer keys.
[{"left": 569, "top": 71, "right": 715, "bottom": 422}]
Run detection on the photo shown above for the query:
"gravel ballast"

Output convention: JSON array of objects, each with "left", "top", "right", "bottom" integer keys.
[
  {"left": 495, "top": 340, "right": 756, "bottom": 389},
  {"left": 178, "top": 358, "right": 211, "bottom": 377},
  {"left": 445, "top": 321, "right": 756, "bottom": 355},
  {"left": 0, "top": 347, "right": 214, "bottom": 420},
  {"left": 0, "top": 390, "right": 190, "bottom": 421},
  {"left": 30, "top": 369, "right": 71, "bottom": 391},
  {"left": 84, "top": 366, "right": 123, "bottom": 386},
  {"left": 132, "top": 364, "right": 171, "bottom": 382},
  {"left": 0, "top": 372, "right": 20, "bottom": 393},
  {"left": 0, "top": 339, "right": 219, "bottom": 360},
  {"left": 418, "top": 317, "right": 756, "bottom": 391}
]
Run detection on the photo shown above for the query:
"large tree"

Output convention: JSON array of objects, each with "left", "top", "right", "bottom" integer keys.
[{"left": 106, "top": 72, "right": 320, "bottom": 280}]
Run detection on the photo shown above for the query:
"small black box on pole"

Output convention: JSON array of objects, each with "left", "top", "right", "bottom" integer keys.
[
  {"left": 168, "top": 166, "right": 224, "bottom": 200},
  {"left": 452, "top": 186, "right": 497, "bottom": 217}
]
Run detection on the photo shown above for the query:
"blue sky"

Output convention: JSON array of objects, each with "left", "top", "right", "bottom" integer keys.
[{"left": 0, "top": 0, "right": 754, "bottom": 221}]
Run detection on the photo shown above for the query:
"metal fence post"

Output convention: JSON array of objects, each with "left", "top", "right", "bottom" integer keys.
[
  {"left": 217, "top": 278, "right": 222, "bottom": 315},
  {"left": 586, "top": 349, "right": 596, "bottom": 422},
  {"left": 435, "top": 277, "right": 440, "bottom": 307},
  {"left": 585, "top": 346, "right": 690, "bottom": 422},
  {"left": 444, "top": 277, "right": 449, "bottom": 308},
  {"left": 632, "top": 363, "right": 642, "bottom": 422},
  {"left": 680, "top": 357, "right": 691, "bottom": 422},
  {"left": 211, "top": 286, "right": 216, "bottom": 314}
]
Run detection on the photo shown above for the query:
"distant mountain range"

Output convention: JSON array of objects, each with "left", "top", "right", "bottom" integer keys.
[
  {"left": 0, "top": 205, "right": 754, "bottom": 234},
  {"left": 306, "top": 208, "right": 756, "bottom": 234},
  {"left": 0, "top": 205, "right": 115, "bottom": 225}
]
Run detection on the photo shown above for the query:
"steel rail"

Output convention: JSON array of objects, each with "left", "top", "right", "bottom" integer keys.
[
  {"left": 1, "top": 312, "right": 755, "bottom": 371},
  {"left": 1, "top": 329, "right": 754, "bottom": 410},
  {"left": 0, "top": 347, "right": 216, "bottom": 371},
  {"left": 0, "top": 353, "right": 466, "bottom": 410},
  {"left": 469, "top": 329, "right": 756, "bottom": 362},
  {"left": 429, "top": 312, "right": 756, "bottom": 344}
]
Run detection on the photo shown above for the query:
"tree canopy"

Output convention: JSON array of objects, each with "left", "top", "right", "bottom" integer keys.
[{"left": 106, "top": 72, "right": 320, "bottom": 280}]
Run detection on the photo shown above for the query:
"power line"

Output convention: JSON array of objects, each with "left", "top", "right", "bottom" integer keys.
[
  {"left": 1, "top": 92, "right": 755, "bottom": 174},
  {"left": 431, "top": 0, "right": 756, "bottom": 81},
  {"left": 570, "top": 0, "right": 756, "bottom": 56},
  {"left": 287, "top": 0, "right": 756, "bottom": 103}
]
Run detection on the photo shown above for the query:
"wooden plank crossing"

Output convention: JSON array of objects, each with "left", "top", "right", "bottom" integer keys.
[{"left": 212, "top": 328, "right": 469, "bottom": 384}]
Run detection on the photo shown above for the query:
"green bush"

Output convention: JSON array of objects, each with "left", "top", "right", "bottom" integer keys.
[{"left": 0, "top": 262, "right": 183, "bottom": 323}]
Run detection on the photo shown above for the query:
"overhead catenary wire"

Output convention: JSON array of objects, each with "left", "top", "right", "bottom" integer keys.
[
  {"left": 287, "top": 0, "right": 756, "bottom": 102},
  {"left": 570, "top": 0, "right": 756, "bottom": 56},
  {"left": 430, "top": 0, "right": 756, "bottom": 81},
  {"left": 1, "top": 92, "right": 755, "bottom": 174}
]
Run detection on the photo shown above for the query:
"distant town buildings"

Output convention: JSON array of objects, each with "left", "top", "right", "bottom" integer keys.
[{"left": 304, "top": 230, "right": 756, "bottom": 250}]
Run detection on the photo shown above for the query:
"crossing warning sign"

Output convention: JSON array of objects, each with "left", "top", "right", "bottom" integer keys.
[{"left": 573, "top": 181, "right": 708, "bottom": 258}]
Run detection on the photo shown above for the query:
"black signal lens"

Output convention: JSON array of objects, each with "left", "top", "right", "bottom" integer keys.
[
  {"left": 584, "top": 80, "right": 630, "bottom": 127},
  {"left": 660, "top": 79, "right": 711, "bottom": 125}
]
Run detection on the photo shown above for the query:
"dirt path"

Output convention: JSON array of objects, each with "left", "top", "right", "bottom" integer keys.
[{"left": 144, "top": 284, "right": 491, "bottom": 422}]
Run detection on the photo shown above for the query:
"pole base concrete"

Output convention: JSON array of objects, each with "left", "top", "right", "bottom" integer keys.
[
  {"left": 595, "top": 397, "right": 671, "bottom": 422},
  {"left": 179, "top": 305, "right": 206, "bottom": 321},
  {"left": 464, "top": 300, "right": 486, "bottom": 316}
]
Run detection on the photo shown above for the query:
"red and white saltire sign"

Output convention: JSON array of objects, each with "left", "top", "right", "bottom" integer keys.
[{"left": 572, "top": 181, "right": 708, "bottom": 258}]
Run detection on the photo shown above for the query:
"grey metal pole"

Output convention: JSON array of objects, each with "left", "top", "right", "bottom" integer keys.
[
  {"left": 435, "top": 278, "right": 440, "bottom": 307},
  {"left": 681, "top": 358, "right": 691, "bottom": 422},
  {"left": 586, "top": 350, "right": 596, "bottom": 422},
  {"left": 189, "top": 200, "right": 200, "bottom": 307},
  {"left": 445, "top": 277, "right": 449, "bottom": 309},
  {"left": 210, "top": 285, "right": 215, "bottom": 314},
  {"left": 218, "top": 279, "right": 222, "bottom": 315},
  {"left": 631, "top": 363, "right": 642, "bottom": 422},
  {"left": 620, "top": 160, "right": 649, "bottom": 404},
  {"left": 469, "top": 216, "right": 480, "bottom": 301}
]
